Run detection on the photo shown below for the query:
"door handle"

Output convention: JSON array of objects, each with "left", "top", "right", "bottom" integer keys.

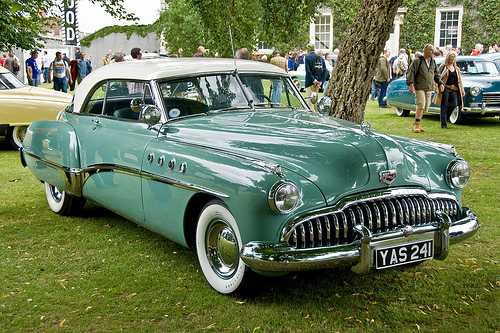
[{"left": 92, "top": 119, "right": 100, "bottom": 125}]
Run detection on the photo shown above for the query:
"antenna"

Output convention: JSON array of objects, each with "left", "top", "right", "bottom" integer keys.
[{"left": 229, "top": 24, "right": 237, "bottom": 68}]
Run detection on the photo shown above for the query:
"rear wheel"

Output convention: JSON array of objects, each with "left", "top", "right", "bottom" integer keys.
[
  {"left": 449, "top": 107, "right": 465, "bottom": 124},
  {"left": 7, "top": 125, "right": 28, "bottom": 149},
  {"left": 395, "top": 108, "right": 410, "bottom": 117},
  {"left": 44, "top": 182, "right": 85, "bottom": 216},
  {"left": 196, "top": 200, "right": 251, "bottom": 295}
]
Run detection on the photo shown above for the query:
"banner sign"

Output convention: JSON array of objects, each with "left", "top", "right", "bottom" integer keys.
[{"left": 63, "top": 1, "right": 79, "bottom": 46}]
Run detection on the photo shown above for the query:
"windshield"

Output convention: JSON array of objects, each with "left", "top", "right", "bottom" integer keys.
[
  {"left": 457, "top": 61, "right": 499, "bottom": 75},
  {"left": 158, "top": 73, "right": 307, "bottom": 120},
  {"left": 0, "top": 72, "right": 25, "bottom": 90}
]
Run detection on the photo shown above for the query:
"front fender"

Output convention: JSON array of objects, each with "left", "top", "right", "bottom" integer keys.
[{"left": 22, "top": 120, "right": 82, "bottom": 196}]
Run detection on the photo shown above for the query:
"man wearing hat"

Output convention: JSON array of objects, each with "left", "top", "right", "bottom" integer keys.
[
  {"left": 270, "top": 50, "right": 288, "bottom": 104},
  {"left": 393, "top": 48, "right": 409, "bottom": 79}
]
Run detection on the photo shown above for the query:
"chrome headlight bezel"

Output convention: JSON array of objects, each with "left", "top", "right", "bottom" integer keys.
[
  {"left": 469, "top": 86, "right": 481, "bottom": 97},
  {"left": 446, "top": 159, "right": 470, "bottom": 189},
  {"left": 268, "top": 180, "right": 300, "bottom": 214}
]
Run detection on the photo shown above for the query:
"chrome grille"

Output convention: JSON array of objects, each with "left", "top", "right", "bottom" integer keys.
[
  {"left": 287, "top": 195, "right": 459, "bottom": 249},
  {"left": 483, "top": 93, "right": 500, "bottom": 104}
]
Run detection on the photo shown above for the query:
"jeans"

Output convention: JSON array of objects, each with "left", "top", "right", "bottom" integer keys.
[
  {"left": 43, "top": 68, "right": 49, "bottom": 83},
  {"left": 370, "top": 79, "right": 380, "bottom": 101},
  {"left": 53, "top": 76, "right": 68, "bottom": 93},
  {"left": 440, "top": 87, "right": 457, "bottom": 127},
  {"left": 378, "top": 81, "right": 389, "bottom": 107},
  {"left": 29, "top": 78, "right": 39, "bottom": 87},
  {"left": 271, "top": 81, "right": 283, "bottom": 105}
]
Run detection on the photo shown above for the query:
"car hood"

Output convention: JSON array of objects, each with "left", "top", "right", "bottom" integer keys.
[
  {"left": 462, "top": 74, "right": 500, "bottom": 90},
  {"left": 2, "top": 86, "right": 72, "bottom": 104},
  {"left": 163, "top": 110, "right": 441, "bottom": 204}
]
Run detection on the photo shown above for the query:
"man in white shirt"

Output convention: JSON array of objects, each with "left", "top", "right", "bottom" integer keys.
[{"left": 49, "top": 52, "right": 72, "bottom": 93}]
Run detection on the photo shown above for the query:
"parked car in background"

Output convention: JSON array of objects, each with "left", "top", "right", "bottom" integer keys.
[
  {"left": 478, "top": 52, "right": 500, "bottom": 70},
  {"left": 289, "top": 64, "right": 306, "bottom": 91},
  {"left": 0, "top": 66, "right": 72, "bottom": 148},
  {"left": 386, "top": 55, "right": 500, "bottom": 124},
  {"left": 21, "top": 58, "right": 479, "bottom": 295}
]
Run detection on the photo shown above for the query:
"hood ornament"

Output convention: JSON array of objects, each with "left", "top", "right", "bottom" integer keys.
[
  {"left": 360, "top": 120, "right": 371, "bottom": 134},
  {"left": 379, "top": 170, "right": 397, "bottom": 184}
]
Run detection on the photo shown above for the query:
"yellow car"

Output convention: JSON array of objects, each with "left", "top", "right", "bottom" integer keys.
[{"left": 0, "top": 66, "right": 72, "bottom": 148}]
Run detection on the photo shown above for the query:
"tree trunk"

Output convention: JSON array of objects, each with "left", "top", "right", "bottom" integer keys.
[{"left": 325, "top": 0, "right": 403, "bottom": 123}]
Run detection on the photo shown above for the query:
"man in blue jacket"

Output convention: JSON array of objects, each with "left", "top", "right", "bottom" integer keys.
[{"left": 305, "top": 46, "right": 327, "bottom": 112}]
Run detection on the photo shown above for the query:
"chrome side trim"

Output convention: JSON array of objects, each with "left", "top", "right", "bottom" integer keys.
[
  {"left": 240, "top": 208, "right": 479, "bottom": 273},
  {"left": 22, "top": 150, "right": 229, "bottom": 199},
  {"left": 141, "top": 170, "right": 229, "bottom": 198}
]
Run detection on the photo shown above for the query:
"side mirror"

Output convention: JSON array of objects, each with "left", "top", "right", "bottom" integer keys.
[
  {"left": 141, "top": 105, "right": 161, "bottom": 126},
  {"left": 317, "top": 96, "right": 332, "bottom": 115},
  {"left": 130, "top": 97, "right": 144, "bottom": 113}
]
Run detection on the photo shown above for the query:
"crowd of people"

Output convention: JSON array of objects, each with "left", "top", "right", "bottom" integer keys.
[{"left": 2, "top": 40, "right": 498, "bottom": 132}]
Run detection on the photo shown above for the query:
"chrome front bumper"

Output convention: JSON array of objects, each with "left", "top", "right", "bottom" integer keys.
[{"left": 240, "top": 208, "right": 479, "bottom": 274}]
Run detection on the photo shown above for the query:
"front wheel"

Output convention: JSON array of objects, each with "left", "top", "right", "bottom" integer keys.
[
  {"left": 196, "top": 200, "right": 251, "bottom": 295},
  {"left": 44, "top": 182, "right": 85, "bottom": 216},
  {"left": 395, "top": 108, "right": 410, "bottom": 117},
  {"left": 8, "top": 125, "right": 28, "bottom": 149},
  {"left": 449, "top": 107, "right": 465, "bottom": 124}
]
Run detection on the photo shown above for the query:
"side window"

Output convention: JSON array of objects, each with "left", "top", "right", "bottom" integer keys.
[
  {"left": 82, "top": 82, "right": 107, "bottom": 114},
  {"left": 104, "top": 80, "right": 149, "bottom": 120}
]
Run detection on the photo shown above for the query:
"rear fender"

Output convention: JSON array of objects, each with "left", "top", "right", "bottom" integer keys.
[{"left": 22, "top": 121, "right": 82, "bottom": 197}]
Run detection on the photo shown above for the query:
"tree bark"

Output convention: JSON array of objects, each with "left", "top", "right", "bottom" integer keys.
[{"left": 325, "top": 0, "right": 404, "bottom": 123}]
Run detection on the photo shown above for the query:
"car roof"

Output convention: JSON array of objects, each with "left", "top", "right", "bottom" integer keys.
[
  {"left": 73, "top": 58, "right": 287, "bottom": 111},
  {"left": 0, "top": 66, "right": 9, "bottom": 74}
]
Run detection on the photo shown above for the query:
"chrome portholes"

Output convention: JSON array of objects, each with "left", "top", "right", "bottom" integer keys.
[
  {"left": 179, "top": 162, "right": 187, "bottom": 174},
  {"left": 158, "top": 156, "right": 165, "bottom": 167},
  {"left": 168, "top": 159, "right": 175, "bottom": 170},
  {"left": 147, "top": 153, "right": 154, "bottom": 164}
]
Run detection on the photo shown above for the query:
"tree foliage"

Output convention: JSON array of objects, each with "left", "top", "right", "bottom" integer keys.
[
  {"left": 0, "top": 0, "right": 136, "bottom": 51},
  {"left": 259, "top": 1, "right": 323, "bottom": 52},
  {"left": 153, "top": 0, "right": 205, "bottom": 56}
]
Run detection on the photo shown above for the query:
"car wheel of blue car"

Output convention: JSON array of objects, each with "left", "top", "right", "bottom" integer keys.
[
  {"left": 44, "top": 182, "right": 85, "bottom": 216},
  {"left": 395, "top": 108, "right": 410, "bottom": 117},
  {"left": 449, "top": 107, "right": 464, "bottom": 124},
  {"left": 196, "top": 200, "right": 250, "bottom": 295}
]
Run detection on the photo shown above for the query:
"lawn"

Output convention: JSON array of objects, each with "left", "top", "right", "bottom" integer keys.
[{"left": 0, "top": 101, "right": 498, "bottom": 332}]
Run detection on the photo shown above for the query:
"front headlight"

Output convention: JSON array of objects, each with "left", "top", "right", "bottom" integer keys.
[
  {"left": 268, "top": 180, "right": 300, "bottom": 214},
  {"left": 446, "top": 159, "right": 470, "bottom": 188},
  {"left": 469, "top": 86, "right": 481, "bottom": 97}
]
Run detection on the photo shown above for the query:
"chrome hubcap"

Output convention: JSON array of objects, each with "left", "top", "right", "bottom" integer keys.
[
  {"left": 50, "top": 185, "right": 63, "bottom": 203},
  {"left": 206, "top": 220, "right": 239, "bottom": 278}
]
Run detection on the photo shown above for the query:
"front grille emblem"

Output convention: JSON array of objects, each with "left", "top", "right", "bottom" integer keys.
[{"left": 379, "top": 170, "right": 397, "bottom": 184}]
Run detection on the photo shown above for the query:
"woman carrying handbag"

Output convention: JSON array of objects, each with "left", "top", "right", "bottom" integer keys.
[{"left": 432, "top": 52, "right": 466, "bottom": 129}]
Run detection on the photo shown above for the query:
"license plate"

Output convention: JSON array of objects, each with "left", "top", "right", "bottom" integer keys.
[{"left": 375, "top": 239, "right": 434, "bottom": 269}]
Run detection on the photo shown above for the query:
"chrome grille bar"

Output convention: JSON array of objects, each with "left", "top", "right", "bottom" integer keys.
[{"left": 287, "top": 194, "right": 461, "bottom": 249}]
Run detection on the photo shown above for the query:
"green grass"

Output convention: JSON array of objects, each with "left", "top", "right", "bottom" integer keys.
[{"left": 1, "top": 102, "right": 499, "bottom": 332}]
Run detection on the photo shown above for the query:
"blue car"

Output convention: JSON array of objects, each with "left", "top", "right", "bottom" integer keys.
[{"left": 386, "top": 55, "right": 500, "bottom": 124}]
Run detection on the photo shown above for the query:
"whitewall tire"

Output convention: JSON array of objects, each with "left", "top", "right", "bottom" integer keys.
[
  {"left": 44, "top": 182, "right": 85, "bottom": 216},
  {"left": 8, "top": 125, "right": 28, "bottom": 149},
  {"left": 196, "top": 200, "right": 250, "bottom": 295}
]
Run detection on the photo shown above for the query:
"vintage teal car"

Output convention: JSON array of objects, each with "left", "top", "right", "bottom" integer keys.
[
  {"left": 386, "top": 55, "right": 500, "bottom": 124},
  {"left": 21, "top": 58, "right": 479, "bottom": 295}
]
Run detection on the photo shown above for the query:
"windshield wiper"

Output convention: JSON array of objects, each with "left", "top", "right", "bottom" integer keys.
[
  {"left": 206, "top": 106, "right": 251, "bottom": 114},
  {"left": 253, "top": 102, "right": 298, "bottom": 110}
]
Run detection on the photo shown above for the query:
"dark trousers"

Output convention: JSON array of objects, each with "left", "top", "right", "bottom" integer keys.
[
  {"left": 378, "top": 81, "right": 389, "bottom": 107},
  {"left": 440, "top": 87, "right": 457, "bottom": 127}
]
